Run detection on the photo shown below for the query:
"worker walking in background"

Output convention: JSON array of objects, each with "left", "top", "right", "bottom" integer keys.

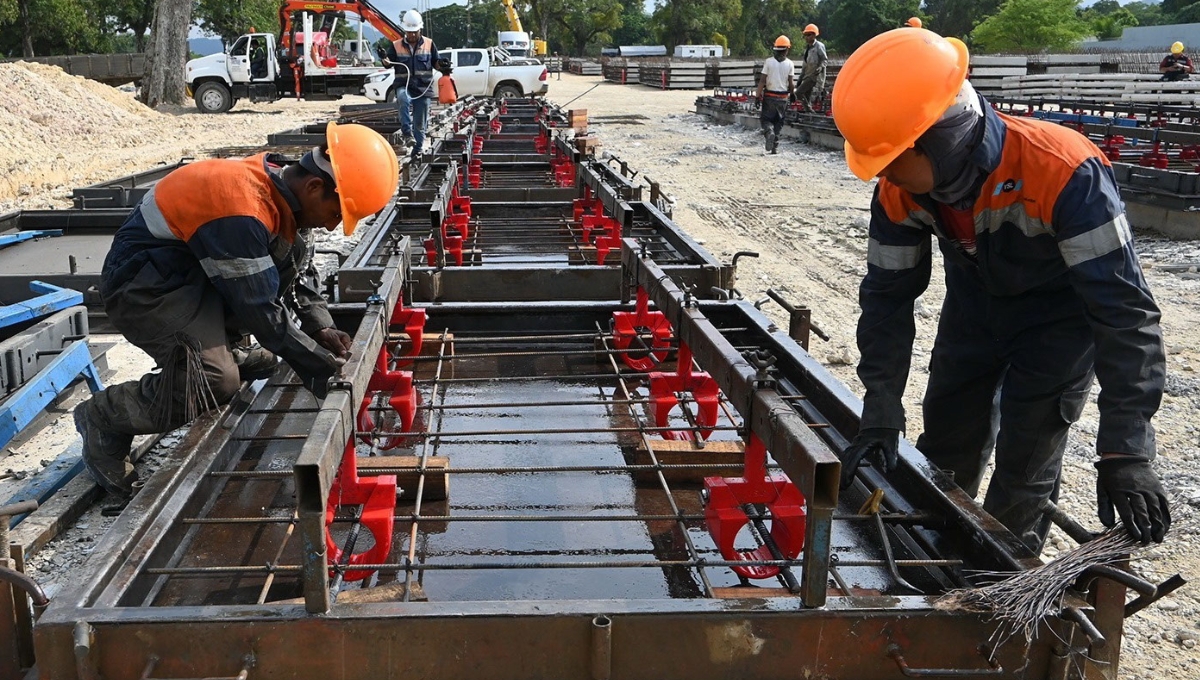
[
  {"left": 832, "top": 29, "right": 1170, "bottom": 551},
  {"left": 385, "top": 9, "right": 440, "bottom": 161},
  {"left": 74, "top": 124, "right": 399, "bottom": 501},
  {"left": 793, "top": 24, "right": 827, "bottom": 110},
  {"left": 756, "top": 35, "right": 795, "bottom": 155},
  {"left": 1161, "top": 42, "right": 1193, "bottom": 81}
]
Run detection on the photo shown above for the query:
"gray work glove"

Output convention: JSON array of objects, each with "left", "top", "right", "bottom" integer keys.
[
  {"left": 839, "top": 428, "right": 899, "bottom": 489},
  {"left": 1095, "top": 456, "right": 1171, "bottom": 544}
]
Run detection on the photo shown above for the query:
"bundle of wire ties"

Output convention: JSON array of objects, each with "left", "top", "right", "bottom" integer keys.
[{"left": 936, "top": 526, "right": 1142, "bottom": 646}]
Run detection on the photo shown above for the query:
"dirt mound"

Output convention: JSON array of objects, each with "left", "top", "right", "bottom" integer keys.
[{"left": 0, "top": 62, "right": 161, "bottom": 202}]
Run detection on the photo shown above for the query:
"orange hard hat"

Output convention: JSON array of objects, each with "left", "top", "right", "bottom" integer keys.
[
  {"left": 325, "top": 122, "right": 399, "bottom": 235},
  {"left": 803, "top": 24, "right": 819, "bottom": 36},
  {"left": 906, "top": 17, "right": 922, "bottom": 28},
  {"left": 832, "top": 28, "right": 969, "bottom": 181},
  {"left": 774, "top": 35, "right": 791, "bottom": 49}
]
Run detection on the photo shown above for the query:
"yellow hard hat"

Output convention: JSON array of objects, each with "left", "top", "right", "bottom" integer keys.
[
  {"left": 907, "top": 17, "right": 922, "bottom": 28},
  {"left": 832, "top": 28, "right": 969, "bottom": 181},
  {"left": 325, "top": 122, "right": 399, "bottom": 235},
  {"left": 774, "top": 35, "right": 791, "bottom": 49},
  {"left": 1172, "top": 41, "right": 1185, "bottom": 55}
]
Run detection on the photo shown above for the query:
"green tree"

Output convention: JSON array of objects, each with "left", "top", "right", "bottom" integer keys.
[
  {"left": 109, "top": 0, "right": 155, "bottom": 51},
  {"left": 1089, "top": 8, "right": 1138, "bottom": 41},
  {"left": 1124, "top": 1, "right": 1167, "bottom": 27},
  {"left": 0, "top": 0, "right": 109, "bottom": 56},
  {"left": 727, "top": 0, "right": 816, "bottom": 57},
  {"left": 1174, "top": 2, "right": 1200, "bottom": 23},
  {"left": 826, "top": 0, "right": 921, "bottom": 53},
  {"left": 650, "top": 0, "right": 742, "bottom": 50},
  {"left": 610, "top": 0, "right": 653, "bottom": 46},
  {"left": 194, "top": 0, "right": 280, "bottom": 47},
  {"left": 426, "top": 1, "right": 505, "bottom": 49},
  {"left": 922, "top": 0, "right": 1002, "bottom": 39},
  {"left": 970, "top": 0, "right": 1089, "bottom": 52},
  {"left": 547, "top": 0, "right": 622, "bottom": 55}
]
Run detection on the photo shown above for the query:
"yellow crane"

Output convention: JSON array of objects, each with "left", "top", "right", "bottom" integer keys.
[{"left": 499, "top": 0, "right": 547, "bottom": 56}]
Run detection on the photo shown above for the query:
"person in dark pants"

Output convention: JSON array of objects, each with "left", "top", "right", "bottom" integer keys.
[
  {"left": 73, "top": 123, "right": 399, "bottom": 501},
  {"left": 1161, "top": 42, "right": 1193, "bottom": 81},
  {"left": 384, "top": 9, "right": 439, "bottom": 161},
  {"left": 756, "top": 36, "right": 794, "bottom": 154},
  {"left": 832, "top": 29, "right": 1170, "bottom": 551}
]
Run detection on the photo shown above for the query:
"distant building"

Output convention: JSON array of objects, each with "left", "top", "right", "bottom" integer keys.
[
  {"left": 673, "top": 45, "right": 725, "bottom": 58},
  {"left": 1088, "top": 23, "right": 1200, "bottom": 51}
]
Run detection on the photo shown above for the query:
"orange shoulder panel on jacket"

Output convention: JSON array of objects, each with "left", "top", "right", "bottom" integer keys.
[
  {"left": 981, "top": 114, "right": 1110, "bottom": 224},
  {"left": 152, "top": 154, "right": 284, "bottom": 242},
  {"left": 876, "top": 179, "right": 925, "bottom": 225}
]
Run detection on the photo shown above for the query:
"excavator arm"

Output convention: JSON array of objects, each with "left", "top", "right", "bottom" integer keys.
[{"left": 278, "top": 0, "right": 403, "bottom": 43}]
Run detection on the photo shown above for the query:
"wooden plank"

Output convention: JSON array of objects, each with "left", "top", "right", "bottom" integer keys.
[
  {"left": 629, "top": 439, "right": 745, "bottom": 486},
  {"left": 276, "top": 580, "right": 428, "bottom": 604},
  {"left": 359, "top": 455, "right": 450, "bottom": 501},
  {"left": 712, "top": 586, "right": 796, "bottom": 599}
]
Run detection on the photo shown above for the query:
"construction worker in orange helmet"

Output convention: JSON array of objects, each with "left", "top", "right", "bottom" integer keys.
[
  {"left": 794, "top": 24, "right": 827, "bottom": 110},
  {"left": 74, "top": 123, "right": 398, "bottom": 501},
  {"left": 906, "top": 17, "right": 922, "bottom": 28},
  {"left": 756, "top": 35, "right": 796, "bottom": 154},
  {"left": 832, "top": 29, "right": 1169, "bottom": 550}
]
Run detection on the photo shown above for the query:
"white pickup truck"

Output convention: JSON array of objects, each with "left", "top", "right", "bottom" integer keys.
[{"left": 362, "top": 47, "right": 548, "bottom": 102}]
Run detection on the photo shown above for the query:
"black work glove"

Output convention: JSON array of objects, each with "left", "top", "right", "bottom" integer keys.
[
  {"left": 1096, "top": 456, "right": 1171, "bottom": 544},
  {"left": 839, "top": 428, "right": 899, "bottom": 489}
]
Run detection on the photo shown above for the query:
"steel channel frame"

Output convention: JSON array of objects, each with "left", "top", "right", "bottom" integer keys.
[
  {"left": 340, "top": 159, "right": 729, "bottom": 303},
  {"left": 70, "top": 160, "right": 191, "bottom": 209},
  {"left": 32, "top": 290, "right": 1098, "bottom": 679}
]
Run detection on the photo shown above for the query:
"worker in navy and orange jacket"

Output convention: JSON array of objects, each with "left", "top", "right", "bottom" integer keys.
[
  {"left": 73, "top": 123, "right": 398, "bottom": 500},
  {"left": 831, "top": 29, "right": 1170, "bottom": 550}
]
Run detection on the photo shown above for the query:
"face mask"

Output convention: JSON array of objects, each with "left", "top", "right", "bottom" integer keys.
[
  {"left": 774, "top": 52, "right": 786, "bottom": 62},
  {"left": 914, "top": 81, "right": 987, "bottom": 207}
]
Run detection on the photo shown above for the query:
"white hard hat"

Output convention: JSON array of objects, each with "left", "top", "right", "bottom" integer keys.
[{"left": 401, "top": 9, "right": 423, "bottom": 32}]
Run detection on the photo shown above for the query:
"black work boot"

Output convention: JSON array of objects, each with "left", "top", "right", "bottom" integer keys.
[
  {"left": 764, "top": 130, "right": 776, "bottom": 154},
  {"left": 74, "top": 401, "right": 135, "bottom": 498},
  {"left": 231, "top": 342, "right": 278, "bottom": 381}
]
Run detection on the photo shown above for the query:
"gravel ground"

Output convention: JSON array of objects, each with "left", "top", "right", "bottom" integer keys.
[{"left": 3, "top": 72, "right": 1196, "bottom": 678}]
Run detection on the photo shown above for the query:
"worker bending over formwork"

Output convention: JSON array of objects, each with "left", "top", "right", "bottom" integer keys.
[
  {"left": 832, "top": 29, "right": 1171, "bottom": 551},
  {"left": 74, "top": 124, "right": 399, "bottom": 501}
]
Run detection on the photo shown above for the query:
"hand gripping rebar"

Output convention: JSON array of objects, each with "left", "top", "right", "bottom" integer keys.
[
  {"left": 356, "top": 349, "right": 417, "bottom": 450},
  {"left": 648, "top": 342, "right": 719, "bottom": 441},
  {"left": 611, "top": 287, "right": 673, "bottom": 372},
  {"left": 325, "top": 440, "right": 397, "bottom": 581},
  {"left": 703, "top": 433, "right": 807, "bottom": 579}
]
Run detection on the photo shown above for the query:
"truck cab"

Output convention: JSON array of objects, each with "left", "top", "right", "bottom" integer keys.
[{"left": 186, "top": 33, "right": 280, "bottom": 113}]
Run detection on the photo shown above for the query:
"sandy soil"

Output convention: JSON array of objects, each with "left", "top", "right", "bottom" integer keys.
[{"left": 2, "top": 70, "right": 1196, "bottom": 677}]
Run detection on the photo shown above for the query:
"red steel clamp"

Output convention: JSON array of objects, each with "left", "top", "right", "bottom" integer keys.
[
  {"left": 649, "top": 342, "right": 719, "bottom": 441},
  {"left": 389, "top": 299, "right": 427, "bottom": 362},
  {"left": 1140, "top": 140, "right": 1169, "bottom": 169},
  {"left": 703, "top": 433, "right": 807, "bottom": 579},
  {"left": 611, "top": 287, "right": 673, "bottom": 371},
  {"left": 357, "top": 348, "right": 417, "bottom": 450},
  {"left": 325, "top": 439, "right": 397, "bottom": 581}
]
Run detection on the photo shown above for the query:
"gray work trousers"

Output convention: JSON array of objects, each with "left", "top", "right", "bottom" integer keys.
[
  {"left": 88, "top": 262, "right": 242, "bottom": 437},
  {"left": 915, "top": 275, "right": 1095, "bottom": 553},
  {"left": 760, "top": 97, "right": 788, "bottom": 138},
  {"left": 795, "top": 74, "right": 825, "bottom": 108}
]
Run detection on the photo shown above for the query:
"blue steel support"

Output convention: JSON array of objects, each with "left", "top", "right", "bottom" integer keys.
[
  {"left": 0, "top": 230, "right": 63, "bottom": 249},
  {"left": 0, "top": 281, "right": 85, "bottom": 330},
  {"left": 0, "top": 340, "right": 103, "bottom": 451}
]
